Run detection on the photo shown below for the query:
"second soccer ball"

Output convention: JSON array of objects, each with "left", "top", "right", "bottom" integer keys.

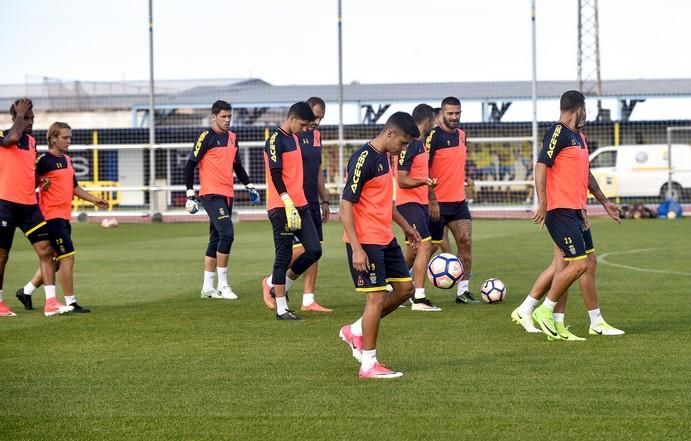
[{"left": 480, "top": 278, "right": 507, "bottom": 303}]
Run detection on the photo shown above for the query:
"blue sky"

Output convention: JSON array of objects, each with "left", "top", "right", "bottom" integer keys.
[{"left": 2, "top": 0, "right": 691, "bottom": 121}]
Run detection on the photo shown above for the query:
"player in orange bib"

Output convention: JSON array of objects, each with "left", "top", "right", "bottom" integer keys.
[
  {"left": 0, "top": 98, "right": 71, "bottom": 317},
  {"left": 262, "top": 102, "right": 322, "bottom": 320},
  {"left": 431, "top": 106, "right": 452, "bottom": 255},
  {"left": 529, "top": 91, "right": 624, "bottom": 340},
  {"left": 184, "top": 100, "right": 261, "bottom": 300},
  {"left": 427, "top": 97, "right": 480, "bottom": 304},
  {"left": 512, "top": 92, "right": 625, "bottom": 338},
  {"left": 15, "top": 122, "right": 109, "bottom": 313},
  {"left": 289, "top": 97, "right": 333, "bottom": 312},
  {"left": 261, "top": 98, "right": 332, "bottom": 312},
  {"left": 394, "top": 104, "right": 440, "bottom": 311},
  {"left": 338, "top": 112, "right": 422, "bottom": 379}
]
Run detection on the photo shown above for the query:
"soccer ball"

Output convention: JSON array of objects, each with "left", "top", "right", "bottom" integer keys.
[
  {"left": 427, "top": 253, "right": 464, "bottom": 289},
  {"left": 100, "top": 217, "right": 119, "bottom": 229},
  {"left": 480, "top": 278, "right": 507, "bottom": 303}
]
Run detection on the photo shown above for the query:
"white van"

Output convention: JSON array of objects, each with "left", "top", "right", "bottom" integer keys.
[{"left": 589, "top": 144, "right": 691, "bottom": 201}]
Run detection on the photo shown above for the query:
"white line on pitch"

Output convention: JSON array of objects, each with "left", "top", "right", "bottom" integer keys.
[{"left": 597, "top": 248, "right": 691, "bottom": 276}]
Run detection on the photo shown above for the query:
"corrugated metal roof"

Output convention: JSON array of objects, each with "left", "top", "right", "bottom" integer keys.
[
  {"left": 158, "top": 79, "right": 691, "bottom": 107},
  {"left": 2, "top": 78, "right": 691, "bottom": 111}
]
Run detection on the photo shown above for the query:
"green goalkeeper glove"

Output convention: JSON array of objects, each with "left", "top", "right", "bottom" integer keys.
[{"left": 281, "top": 193, "right": 301, "bottom": 231}]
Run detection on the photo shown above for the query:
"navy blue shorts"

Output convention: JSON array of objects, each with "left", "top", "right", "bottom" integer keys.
[
  {"left": 545, "top": 208, "right": 595, "bottom": 261},
  {"left": 345, "top": 238, "right": 411, "bottom": 292},
  {"left": 396, "top": 202, "right": 431, "bottom": 243},
  {"left": 0, "top": 199, "right": 49, "bottom": 249},
  {"left": 46, "top": 218, "right": 75, "bottom": 259},
  {"left": 199, "top": 195, "right": 235, "bottom": 257},
  {"left": 293, "top": 201, "right": 323, "bottom": 247},
  {"left": 430, "top": 200, "right": 471, "bottom": 242}
]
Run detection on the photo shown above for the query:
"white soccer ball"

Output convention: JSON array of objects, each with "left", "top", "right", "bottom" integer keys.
[
  {"left": 427, "top": 253, "right": 464, "bottom": 289},
  {"left": 480, "top": 278, "right": 507, "bottom": 303},
  {"left": 100, "top": 217, "right": 118, "bottom": 228}
]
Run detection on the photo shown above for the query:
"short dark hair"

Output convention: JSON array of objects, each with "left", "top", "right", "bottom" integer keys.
[
  {"left": 560, "top": 90, "right": 585, "bottom": 112},
  {"left": 384, "top": 112, "right": 420, "bottom": 138},
  {"left": 211, "top": 100, "right": 232, "bottom": 115},
  {"left": 306, "top": 97, "right": 325, "bottom": 109},
  {"left": 433, "top": 107, "right": 441, "bottom": 116},
  {"left": 441, "top": 96, "right": 461, "bottom": 107},
  {"left": 288, "top": 101, "right": 315, "bottom": 121},
  {"left": 9, "top": 98, "right": 33, "bottom": 118},
  {"left": 412, "top": 104, "right": 435, "bottom": 124}
]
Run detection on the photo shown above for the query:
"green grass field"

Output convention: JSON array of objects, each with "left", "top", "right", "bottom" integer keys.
[{"left": 1, "top": 218, "right": 690, "bottom": 440}]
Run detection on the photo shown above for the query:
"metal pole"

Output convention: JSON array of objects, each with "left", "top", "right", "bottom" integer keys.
[
  {"left": 666, "top": 127, "right": 673, "bottom": 200},
  {"left": 166, "top": 149, "right": 171, "bottom": 208},
  {"left": 148, "top": 0, "right": 156, "bottom": 213},
  {"left": 594, "top": 0, "right": 602, "bottom": 96},
  {"left": 531, "top": 0, "right": 539, "bottom": 211},
  {"left": 577, "top": 0, "right": 583, "bottom": 91},
  {"left": 337, "top": 0, "right": 345, "bottom": 188},
  {"left": 594, "top": 0, "right": 603, "bottom": 117}
]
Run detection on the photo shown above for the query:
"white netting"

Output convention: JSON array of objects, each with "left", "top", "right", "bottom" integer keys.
[{"left": 3, "top": 77, "right": 690, "bottom": 220}]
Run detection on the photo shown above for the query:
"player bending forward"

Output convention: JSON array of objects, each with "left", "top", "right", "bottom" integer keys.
[{"left": 339, "top": 112, "right": 422, "bottom": 378}]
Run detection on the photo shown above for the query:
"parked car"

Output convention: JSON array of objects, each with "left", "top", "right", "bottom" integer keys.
[{"left": 589, "top": 144, "right": 691, "bottom": 201}]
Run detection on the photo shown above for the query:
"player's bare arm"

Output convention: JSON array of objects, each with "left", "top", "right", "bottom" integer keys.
[
  {"left": 74, "top": 186, "right": 109, "bottom": 209},
  {"left": 532, "top": 163, "right": 548, "bottom": 225},
  {"left": 318, "top": 171, "right": 330, "bottom": 222},
  {"left": 588, "top": 171, "right": 621, "bottom": 223},
  {"left": 428, "top": 186, "right": 440, "bottom": 221},
  {"left": 397, "top": 170, "right": 436, "bottom": 189},
  {"left": 340, "top": 199, "right": 369, "bottom": 271},
  {"left": 2, "top": 98, "right": 32, "bottom": 147}
]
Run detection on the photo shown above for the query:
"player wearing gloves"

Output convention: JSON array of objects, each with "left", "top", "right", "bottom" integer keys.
[
  {"left": 184, "top": 100, "right": 260, "bottom": 300},
  {"left": 262, "top": 97, "right": 333, "bottom": 313},
  {"left": 262, "top": 102, "right": 322, "bottom": 320}
]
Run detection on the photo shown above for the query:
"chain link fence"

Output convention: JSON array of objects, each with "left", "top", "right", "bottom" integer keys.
[{"left": 2, "top": 78, "right": 690, "bottom": 220}]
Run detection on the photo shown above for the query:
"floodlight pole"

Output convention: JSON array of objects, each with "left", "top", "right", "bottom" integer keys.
[
  {"left": 148, "top": 0, "right": 157, "bottom": 213},
  {"left": 337, "top": 0, "right": 345, "bottom": 189},
  {"left": 531, "top": 0, "right": 539, "bottom": 211},
  {"left": 666, "top": 127, "right": 672, "bottom": 200}
]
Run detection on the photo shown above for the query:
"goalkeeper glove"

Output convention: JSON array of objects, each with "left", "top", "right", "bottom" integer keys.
[
  {"left": 185, "top": 189, "right": 199, "bottom": 214},
  {"left": 281, "top": 193, "right": 301, "bottom": 231},
  {"left": 246, "top": 183, "right": 261, "bottom": 205}
]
